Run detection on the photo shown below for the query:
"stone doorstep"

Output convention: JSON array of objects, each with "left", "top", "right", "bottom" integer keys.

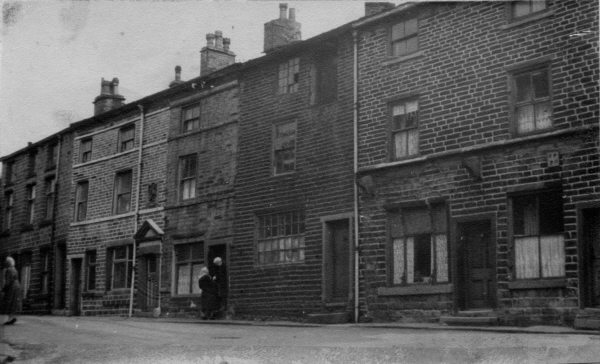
[
  {"left": 440, "top": 316, "right": 499, "bottom": 326},
  {"left": 584, "top": 308, "right": 600, "bottom": 316},
  {"left": 574, "top": 318, "right": 600, "bottom": 330},
  {"left": 306, "top": 312, "right": 350, "bottom": 325}
]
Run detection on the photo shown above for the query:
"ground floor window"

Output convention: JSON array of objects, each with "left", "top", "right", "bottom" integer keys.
[
  {"left": 19, "top": 253, "right": 32, "bottom": 299},
  {"left": 256, "top": 211, "right": 305, "bottom": 265},
  {"left": 512, "top": 190, "right": 565, "bottom": 279},
  {"left": 40, "top": 249, "right": 50, "bottom": 294},
  {"left": 389, "top": 204, "right": 448, "bottom": 284},
  {"left": 107, "top": 245, "right": 133, "bottom": 290},
  {"left": 175, "top": 243, "right": 203, "bottom": 295}
]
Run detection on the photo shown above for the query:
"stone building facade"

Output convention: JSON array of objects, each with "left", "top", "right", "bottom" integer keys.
[
  {"left": 353, "top": 0, "right": 599, "bottom": 325},
  {"left": 0, "top": 130, "right": 74, "bottom": 314},
  {"left": 230, "top": 5, "right": 357, "bottom": 320}
]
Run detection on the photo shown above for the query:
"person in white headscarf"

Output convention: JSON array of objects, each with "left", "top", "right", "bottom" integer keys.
[
  {"left": 198, "top": 267, "right": 219, "bottom": 320},
  {"left": 0, "top": 257, "right": 21, "bottom": 325}
]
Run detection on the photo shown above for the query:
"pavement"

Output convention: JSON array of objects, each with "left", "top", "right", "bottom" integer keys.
[{"left": 1, "top": 316, "right": 599, "bottom": 363}]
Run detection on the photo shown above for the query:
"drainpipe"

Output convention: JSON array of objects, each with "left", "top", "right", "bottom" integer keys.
[
  {"left": 128, "top": 104, "right": 145, "bottom": 318},
  {"left": 352, "top": 29, "right": 360, "bottom": 324}
]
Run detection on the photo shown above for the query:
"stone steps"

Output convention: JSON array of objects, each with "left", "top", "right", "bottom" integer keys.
[
  {"left": 440, "top": 310, "right": 499, "bottom": 326},
  {"left": 573, "top": 307, "right": 600, "bottom": 330}
]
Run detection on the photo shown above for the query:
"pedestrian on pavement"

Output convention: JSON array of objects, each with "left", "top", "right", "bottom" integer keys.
[
  {"left": 212, "top": 257, "right": 228, "bottom": 316},
  {"left": 198, "top": 267, "right": 219, "bottom": 320},
  {"left": 0, "top": 257, "right": 21, "bottom": 325}
]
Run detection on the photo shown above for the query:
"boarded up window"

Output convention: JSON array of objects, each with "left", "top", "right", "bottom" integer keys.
[
  {"left": 316, "top": 51, "right": 337, "bottom": 104},
  {"left": 273, "top": 122, "right": 296, "bottom": 175},
  {"left": 389, "top": 204, "right": 448, "bottom": 284},
  {"left": 391, "top": 100, "right": 419, "bottom": 159}
]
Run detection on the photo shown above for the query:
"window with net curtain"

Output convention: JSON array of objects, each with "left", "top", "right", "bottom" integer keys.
[
  {"left": 513, "top": 190, "right": 564, "bottom": 279},
  {"left": 513, "top": 67, "right": 552, "bottom": 134},
  {"left": 175, "top": 243, "right": 203, "bottom": 295},
  {"left": 512, "top": 0, "right": 547, "bottom": 19},
  {"left": 389, "top": 204, "right": 448, "bottom": 285}
]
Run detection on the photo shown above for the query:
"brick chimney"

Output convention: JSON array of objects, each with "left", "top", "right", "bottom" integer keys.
[
  {"left": 365, "top": 2, "right": 395, "bottom": 17},
  {"left": 93, "top": 78, "right": 125, "bottom": 116},
  {"left": 200, "top": 30, "right": 236, "bottom": 77},
  {"left": 169, "top": 65, "right": 185, "bottom": 88},
  {"left": 264, "top": 3, "right": 301, "bottom": 54}
]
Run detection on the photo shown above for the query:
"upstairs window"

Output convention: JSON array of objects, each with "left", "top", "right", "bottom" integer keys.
[
  {"left": 389, "top": 204, "right": 448, "bottom": 285},
  {"left": 182, "top": 105, "right": 200, "bottom": 132},
  {"left": 118, "top": 125, "right": 135, "bottom": 152},
  {"left": 175, "top": 243, "right": 203, "bottom": 295},
  {"left": 513, "top": 190, "right": 564, "bottom": 279},
  {"left": 273, "top": 121, "right": 296, "bottom": 175},
  {"left": 44, "top": 177, "right": 56, "bottom": 221},
  {"left": 80, "top": 139, "right": 93, "bottom": 163},
  {"left": 113, "top": 170, "right": 132, "bottom": 215},
  {"left": 257, "top": 211, "right": 305, "bottom": 265},
  {"left": 47, "top": 144, "right": 58, "bottom": 169},
  {"left": 278, "top": 58, "right": 300, "bottom": 94},
  {"left": 75, "top": 181, "right": 89, "bottom": 221},
  {"left": 391, "top": 99, "right": 419, "bottom": 159},
  {"left": 4, "top": 161, "right": 14, "bottom": 185},
  {"left": 315, "top": 51, "right": 338, "bottom": 104},
  {"left": 28, "top": 152, "right": 37, "bottom": 177},
  {"left": 390, "top": 17, "right": 419, "bottom": 57},
  {"left": 512, "top": 0, "right": 547, "bottom": 19},
  {"left": 3, "top": 192, "right": 13, "bottom": 231},
  {"left": 512, "top": 67, "right": 552, "bottom": 134},
  {"left": 179, "top": 154, "right": 197, "bottom": 200},
  {"left": 26, "top": 184, "right": 36, "bottom": 224}
]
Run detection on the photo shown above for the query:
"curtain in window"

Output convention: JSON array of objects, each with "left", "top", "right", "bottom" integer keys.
[
  {"left": 541, "top": 235, "right": 565, "bottom": 277},
  {"left": 515, "top": 236, "right": 540, "bottom": 279},
  {"left": 435, "top": 234, "right": 448, "bottom": 282},
  {"left": 177, "top": 265, "right": 191, "bottom": 295},
  {"left": 392, "top": 238, "right": 405, "bottom": 284},
  {"left": 406, "top": 237, "right": 414, "bottom": 284}
]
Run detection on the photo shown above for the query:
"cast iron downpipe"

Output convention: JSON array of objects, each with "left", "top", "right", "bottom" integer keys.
[{"left": 352, "top": 29, "right": 360, "bottom": 323}]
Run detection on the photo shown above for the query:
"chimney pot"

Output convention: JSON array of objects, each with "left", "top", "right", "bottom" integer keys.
[
  {"left": 94, "top": 77, "right": 125, "bottom": 115},
  {"left": 215, "top": 30, "right": 223, "bottom": 49},
  {"left": 206, "top": 33, "right": 215, "bottom": 48},
  {"left": 223, "top": 38, "right": 231, "bottom": 51},
  {"left": 175, "top": 65, "right": 181, "bottom": 81},
  {"left": 279, "top": 3, "right": 288, "bottom": 19},
  {"left": 289, "top": 8, "right": 296, "bottom": 21}
]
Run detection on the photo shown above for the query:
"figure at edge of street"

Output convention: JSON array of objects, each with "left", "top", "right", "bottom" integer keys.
[
  {"left": 198, "top": 267, "right": 219, "bottom": 320},
  {"left": 212, "top": 257, "right": 228, "bottom": 317},
  {"left": 0, "top": 256, "right": 22, "bottom": 325}
]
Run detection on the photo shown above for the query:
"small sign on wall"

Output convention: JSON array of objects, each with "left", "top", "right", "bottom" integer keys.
[{"left": 547, "top": 151, "right": 560, "bottom": 167}]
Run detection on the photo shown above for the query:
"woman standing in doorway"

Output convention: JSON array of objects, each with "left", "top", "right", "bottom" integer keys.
[
  {"left": 1, "top": 257, "right": 21, "bottom": 325},
  {"left": 198, "top": 267, "right": 219, "bottom": 320}
]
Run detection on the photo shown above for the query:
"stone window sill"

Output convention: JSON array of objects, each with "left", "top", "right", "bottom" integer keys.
[
  {"left": 378, "top": 283, "right": 453, "bottom": 296},
  {"left": 382, "top": 51, "right": 424, "bottom": 67},
  {"left": 507, "top": 278, "right": 566, "bottom": 290}
]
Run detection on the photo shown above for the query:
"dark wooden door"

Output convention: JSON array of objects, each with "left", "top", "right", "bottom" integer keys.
[
  {"left": 326, "top": 220, "right": 350, "bottom": 302},
  {"left": 459, "top": 221, "right": 495, "bottom": 309},
  {"left": 583, "top": 208, "right": 600, "bottom": 307},
  {"left": 145, "top": 255, "right": 159, "bottom": 310},
  {"left": 70, "top": 258, "right": 82, "bottom": 316}
]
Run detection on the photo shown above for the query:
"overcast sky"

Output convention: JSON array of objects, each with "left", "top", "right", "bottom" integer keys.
[{"left": 0, "top": 0, "right": 403, "bottom": 158}]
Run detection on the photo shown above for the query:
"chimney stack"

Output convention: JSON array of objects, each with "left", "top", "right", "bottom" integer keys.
[
  {"left": 169, "top": 65, "right": 185, "bottom": 88},
  {"left": 264, "top": 3, "right": 301, "bottom": 53},
  {"left": 93, "top": 77, "right": 125, "bottom": 116},
  {"left": 200, "top": 30, "right": 236, "bottom": 77},
  {"left": 364, "top": 2, "right": 395, "bottom": 17}
]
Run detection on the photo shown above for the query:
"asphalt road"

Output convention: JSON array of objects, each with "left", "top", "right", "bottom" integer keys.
[{"left": 1, "top": 316, "right": 600, "bottom": 364}]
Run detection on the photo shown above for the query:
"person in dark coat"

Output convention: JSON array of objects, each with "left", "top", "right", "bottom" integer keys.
[
  {"left": 212, "top": 257, "right": 228, "bottom": 314},
  {"left": 1, "top": 257, "right": 21, "bottom": 325},
  {"left": 198, "top": 267, "right": 219, "bottom": 320}
]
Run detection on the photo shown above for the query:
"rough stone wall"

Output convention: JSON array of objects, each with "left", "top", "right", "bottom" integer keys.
[
  {"left": 356, "top": 0, "right": 599, "bottom": 323},
  {"left": 232, "top": 34, "right": 355, "bottom": 318}
]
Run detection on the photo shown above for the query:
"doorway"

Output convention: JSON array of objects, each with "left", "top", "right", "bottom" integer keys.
[
  {"left": 323, "top": 219, "right": 351, "bottom": 303},
  {"left": 54, "top": 244, "right": 67, "bottom": 309},
  {"left": 70, "top": 258, "right": 82, "bottom": 316},
  {"left": 581, "top": 207, "right": 600, "bottom": 308},
  {"left": 138, "top": 255, "right": 159, "bottom": 311},
  {"left": 457, "top": 220, "right": 495, "bottom": 310}
]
